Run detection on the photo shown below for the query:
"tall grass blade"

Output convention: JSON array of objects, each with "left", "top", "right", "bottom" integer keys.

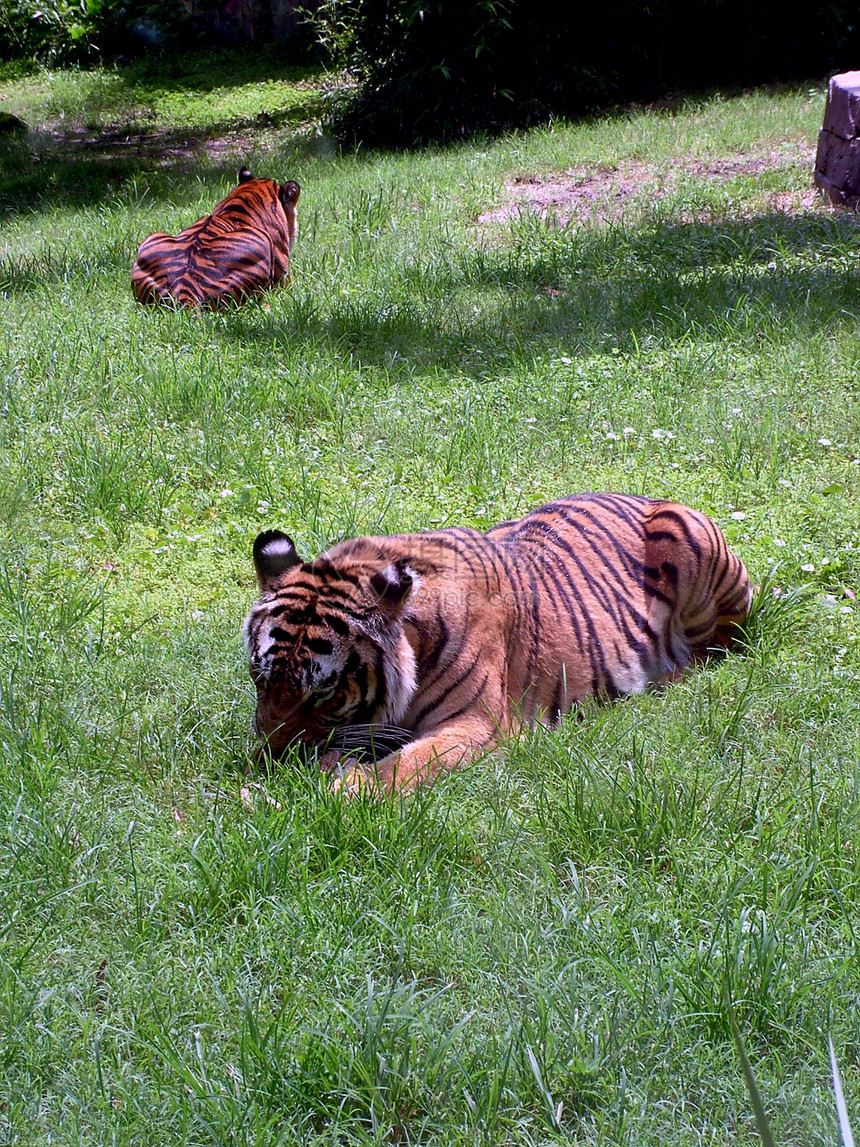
[
  {"left": 727, "top": 995, "right": 776, "bottom": 1147},
  {"left": 829, "top": 1033, "right": 856, "bottom": 1147}
]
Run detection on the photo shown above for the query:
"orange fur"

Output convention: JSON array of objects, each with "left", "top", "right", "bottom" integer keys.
[
  {"left": 244, "top": 494, "right": 751, "bottom": 793},
  {"left": 131, "top": 167, "right": 300, "bottom": 308}
]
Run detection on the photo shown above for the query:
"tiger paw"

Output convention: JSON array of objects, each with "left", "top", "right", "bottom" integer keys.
[
  {"left": 318, "top": 747, "right": 346, "bottom": 774},
  {"left": 330, "top": 761, "right": 381, "bottom": 798}
]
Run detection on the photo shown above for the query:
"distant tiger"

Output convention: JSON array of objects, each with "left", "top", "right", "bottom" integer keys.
[
  {"left": 131, "top": 167, "right": 300, "bottom": 308},
  {"left": 244, "top": 494, "right": 751, "bottom": 793}
]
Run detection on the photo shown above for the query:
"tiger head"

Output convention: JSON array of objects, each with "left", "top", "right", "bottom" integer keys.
[
  {"left": 237, "top": 166, "right": 300, "bottom": 211},
  {"left": 243, "top": 531, "right": 419, "bottom": 759},
  {"left": 236, "top": 166, "right": 300, "bottom": 244}
]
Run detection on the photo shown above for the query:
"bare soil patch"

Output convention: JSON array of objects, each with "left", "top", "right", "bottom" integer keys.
[
  {"left": 29, "top": 117, "right": 310, "bottom": 168},
  {"left": 478, "top": 142, "right": 819, "bottom": 228},
  {"left": 11, "top": 77, "right": 339, "bottom": 169}
]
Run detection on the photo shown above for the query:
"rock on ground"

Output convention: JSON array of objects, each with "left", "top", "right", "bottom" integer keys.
[{"left": 815, "top": 70, "right": 860, "bottom": 209}]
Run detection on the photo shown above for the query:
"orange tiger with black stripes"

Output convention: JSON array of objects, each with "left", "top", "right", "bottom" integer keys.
[
  {"left": 131, "top": 167, "right": 300, "bottom": 308},
  {"left": 244, "top": 494, "right": 751, "bottom": 794}
]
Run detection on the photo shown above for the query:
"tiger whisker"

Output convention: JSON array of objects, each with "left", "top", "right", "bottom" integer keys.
[{"left": 322, "top": 723, "right": 416, "bottom": 760}]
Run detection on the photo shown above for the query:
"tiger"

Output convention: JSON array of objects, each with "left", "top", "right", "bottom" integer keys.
[
  {"left": 244, "top": 493, "right": 751, "bottom": 794},
  {"left": 131, "top": 167, "right": 300, "bottom": 308}
]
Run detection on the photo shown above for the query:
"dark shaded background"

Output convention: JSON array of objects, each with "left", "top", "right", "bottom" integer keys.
[{"left": 2, "top": 0, "right": 858, "bottom": 145}]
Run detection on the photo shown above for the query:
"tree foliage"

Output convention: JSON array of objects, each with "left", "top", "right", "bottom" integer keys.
[
  {"left": 3, "top": 0, "right": 860, "bottom": 144},
  {"left": 316, "top": 0, "right": 860, "bottom": 147},
  {"left": 0, "top": 0, "right": 189, "bottom": 62},
  {"left": 0, "top": 0, "right": 319, "bottom": 64}
]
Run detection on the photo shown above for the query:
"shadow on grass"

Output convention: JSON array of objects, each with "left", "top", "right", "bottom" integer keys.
[
  {"left": 106, "top": 47, "right": 320, "bottom": 96},
  {"left": 2, "top": 158, "right": 857, "bottom": 371},
  {"left": 0, "top": 47, "right": 325, "bottom": 218},
  {"left": 0, "top": 109, "right": 318, "bottom": 220},
  {"left": 225, "top": 209, "right": 860, "bottom": 370}
]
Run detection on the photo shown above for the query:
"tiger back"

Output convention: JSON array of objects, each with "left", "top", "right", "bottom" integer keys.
[
  {"left": 244, "top": 494, "right": 751, "bottom": 793},
  {"left": 131, "top": 167, "right": 300, "bottom": 308}
]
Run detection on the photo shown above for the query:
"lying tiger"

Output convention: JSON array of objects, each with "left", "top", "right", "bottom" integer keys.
[
  {"left": 131, "top": 167, "right": 300, "bottom": 308},
  {"left": 244, "top": 494, "right": 751, "bottom": 793}
]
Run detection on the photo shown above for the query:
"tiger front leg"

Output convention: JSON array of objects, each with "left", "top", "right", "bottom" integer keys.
[{"left": 332, "top": 718, "right": 499, "bottom": 797}]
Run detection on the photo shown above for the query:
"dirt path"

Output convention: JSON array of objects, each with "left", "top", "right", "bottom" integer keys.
[{"left": 478, "top": 142, "right": 819, "bottom": 228}]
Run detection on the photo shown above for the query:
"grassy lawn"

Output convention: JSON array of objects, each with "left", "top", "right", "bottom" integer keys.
[
  {"left": 0, "top": 50, "right": 326, "bottom": 133},
  {"left": 1, "top": 58, "right": 859, "bottom": 1145}
]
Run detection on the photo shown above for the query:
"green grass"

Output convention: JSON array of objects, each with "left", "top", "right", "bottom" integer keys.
[
  {"left": 0, "top": 49, "right": 325, "bottom": 133},
  {"left": 1, "top": 62, "right": 859, "bottom": 1144}
]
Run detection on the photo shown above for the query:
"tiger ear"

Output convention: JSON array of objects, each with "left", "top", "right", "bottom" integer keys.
[
  {"left": 370, "top": 561, "right": 415, "bottom": 608},
  {"left": 279, "top": 181, "right": 300, "bottom": 206},
  {"left": 253, "top": 530, "right": 301, "bottom": 589},
  {"left": 238, "top": 167, "right": 254, "bottom": 183}
]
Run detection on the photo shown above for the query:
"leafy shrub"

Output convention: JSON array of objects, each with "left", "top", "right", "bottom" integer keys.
[
  {"left": 0, "top": 0, "right": 194, "bottom": 63},
  {"left": 0, "top": 0, "right": 322, "bottom": 64},
  {"left": 0, "top": 0, "right": 90, "bottom": 61},
  {"left": 316, "top": 0, "right": 582, "bottom": 146},
  {"left": 313, "top": 0, "right": 860, "bottom": 147}
]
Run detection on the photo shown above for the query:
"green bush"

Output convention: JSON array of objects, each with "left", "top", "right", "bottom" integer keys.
[
  {"left": 0, "top": 0, "right": 91, "bottom": 61},
  {"left": 0, "top": 0, "right": 191, "bottom": 63},
  {"left": 317, "top": 0, "right": 582, "bottom": 146},
  {"left": 0, "top": 0, "right": 325, "bottom": 64},
  {"left": 315, "top": 0, "right": 860, "bottom": 146}
]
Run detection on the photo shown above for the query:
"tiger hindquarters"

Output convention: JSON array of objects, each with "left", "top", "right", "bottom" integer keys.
[{"left": 130, "top": 234, "right": 174, "bottom": 305}]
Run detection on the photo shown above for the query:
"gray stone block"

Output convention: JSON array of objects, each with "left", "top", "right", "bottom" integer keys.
[
  {"left": 822, "top": 71, "right": 860, "bottom": 140},
  {"left": 815, "top": 72, "right": 860, "bottom": 208}
]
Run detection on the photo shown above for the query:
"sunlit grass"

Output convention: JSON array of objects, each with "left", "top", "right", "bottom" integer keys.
[
  {"left": 0, "top": 48, "right": 325, "bottom": 133},
  {"left": 0, "top": 64, "right": 858, "bottom": 1145}
]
